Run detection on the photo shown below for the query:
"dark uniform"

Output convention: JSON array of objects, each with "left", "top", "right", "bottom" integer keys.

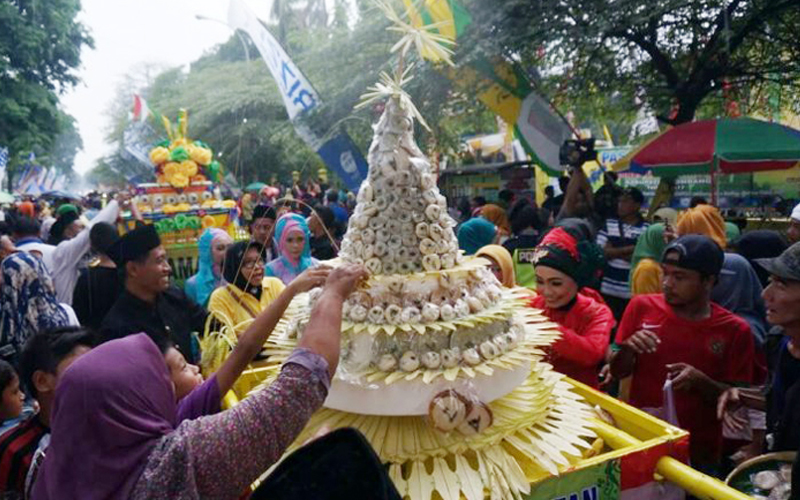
[
  {"left": 101, "top": 224, "right": 208, "bottom": 363},
  {"left": 100, "top": 287, "right": 207, "bottom": 364}
]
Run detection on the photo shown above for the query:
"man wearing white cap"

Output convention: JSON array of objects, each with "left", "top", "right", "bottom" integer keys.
[{"left": 788, "top": 202, "right": 800, "bottom": 244}]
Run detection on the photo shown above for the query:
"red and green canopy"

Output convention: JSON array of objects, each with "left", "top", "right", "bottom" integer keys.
[{"left": 613, "top": 118, "right": 800, "bottom": 176}]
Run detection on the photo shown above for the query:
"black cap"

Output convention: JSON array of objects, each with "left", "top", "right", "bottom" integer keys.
[
  {"left": 107, "top": 224, "right": 161, "bottom": 267},
  {"left": 252, "top": 204, "right": 276, "bottom": 221},
  {"left": 620, "top": 187, "right": 644, "bottom": 205},
  {"left": 755, "top": 242, "right": 800, "bottom": 282},
  {"left": 662, "top": 234, "right": 724, "bottom": 275}
]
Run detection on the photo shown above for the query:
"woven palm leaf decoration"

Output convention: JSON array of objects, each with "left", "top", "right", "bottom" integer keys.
[{"left": 250, "top": 2, "right": 597, "bottom": 498}]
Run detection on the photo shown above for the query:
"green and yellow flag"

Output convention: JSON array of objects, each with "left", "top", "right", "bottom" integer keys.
[{"left": 403, "top": 0, "right": 573, "bottom": 175}]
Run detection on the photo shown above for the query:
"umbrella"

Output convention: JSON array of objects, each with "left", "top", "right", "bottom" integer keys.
[
  {"left": 41, "top": 190, "right": 81, "bottom": 200},
  {"left": 245, "top": 182, "right": 267, "bottom": 192},
  {"left": 0, "top": 192, "right": 14, "bottom": 204},
  {"left": 612, "top": 117, "right": 800, "bottom": 175}
]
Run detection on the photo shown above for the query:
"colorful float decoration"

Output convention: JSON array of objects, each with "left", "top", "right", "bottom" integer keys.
[{"left": 121, "top": 110, "right": 241, "bottom": 283}]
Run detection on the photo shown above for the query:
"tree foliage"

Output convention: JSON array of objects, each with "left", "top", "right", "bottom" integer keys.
[
  {"left": 464, "top": 0, "right": 800, "bottom": 125},
  {"left": 0, "top": 0, "right": 92, "bottom": 188},
  {"left": 92, "top": 4, "right": 499, "bottom": 188}
]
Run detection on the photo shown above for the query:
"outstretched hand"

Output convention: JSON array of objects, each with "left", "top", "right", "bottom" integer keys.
[
  {"left": 290, "top": 266, "right": 332, "bottom": 294},
  {"left": 323, "top": 263, "right": 368, "bottom": 300}
]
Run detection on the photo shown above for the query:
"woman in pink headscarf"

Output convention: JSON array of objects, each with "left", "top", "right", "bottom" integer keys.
[{"left": 265, "top": 213, "right": 320, "bottom": 285}]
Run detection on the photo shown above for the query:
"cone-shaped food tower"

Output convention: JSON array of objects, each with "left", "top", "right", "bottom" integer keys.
[{"left": 258, "top": 97, "right": 596, "bottom": 499}]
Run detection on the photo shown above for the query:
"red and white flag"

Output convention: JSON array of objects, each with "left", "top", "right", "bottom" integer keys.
[{"left": 132, "top": 94, "right": 151, "bottom": 123}]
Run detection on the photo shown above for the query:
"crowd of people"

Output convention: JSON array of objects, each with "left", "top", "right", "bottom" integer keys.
[{"left": 0, "top": 172, "right": 799, "bottom": 497}]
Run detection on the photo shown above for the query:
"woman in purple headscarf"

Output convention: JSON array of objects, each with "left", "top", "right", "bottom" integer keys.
[{"left": 32, "top": 264, "right": 368, "bottom": 500}]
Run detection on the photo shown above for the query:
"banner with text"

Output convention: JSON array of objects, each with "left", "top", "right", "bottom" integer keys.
[{"left": 227, "top": 0, "right": 367, "bottom": 190}]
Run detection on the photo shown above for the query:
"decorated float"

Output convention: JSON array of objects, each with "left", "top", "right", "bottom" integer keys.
[
  {"left": 201, "top": 2, "right": 762, "bottom": 498},
  {"left": 225, "top": 90, "right": 753, "bottom": 500},
  {"left": 120, "top": 110, "right": 243, "bottom": 285}
]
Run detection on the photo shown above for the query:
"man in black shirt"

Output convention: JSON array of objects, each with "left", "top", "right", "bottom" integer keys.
[
  {"left": 250, "top": 204, "right": 278, "bottom": 262},
  {"left": 718, "top": 242, "right": 800, "bottom": 462},
  {"left": 308, "top": 206, "right": 337, "bottom": 261},
  {"left": 100, "top": 225, "right": 207, "bottom": 363},
  {"left": 549, "top": 177, "right": 570, "bottom": 218}
]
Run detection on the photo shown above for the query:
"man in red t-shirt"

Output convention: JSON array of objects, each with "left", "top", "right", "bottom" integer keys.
[{"left": 611, "top": 234, "right": 755, "bottom": 470}]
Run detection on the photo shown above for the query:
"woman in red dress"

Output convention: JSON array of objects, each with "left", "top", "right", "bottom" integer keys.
[{"left": 529, "top": 226, "right": 615, "bottom": 388}]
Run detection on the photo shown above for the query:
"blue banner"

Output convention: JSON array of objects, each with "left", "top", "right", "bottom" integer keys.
[{"left": 317, "top": 134, "right": 369, "bottom": 191}]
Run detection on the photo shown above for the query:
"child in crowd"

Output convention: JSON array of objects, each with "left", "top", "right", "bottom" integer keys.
[
  {"left": 170, "top": 265, "right": 330, "bottom": 422},
  {"left": 0, "top": 361, "right": 24, "bottom": 433}
]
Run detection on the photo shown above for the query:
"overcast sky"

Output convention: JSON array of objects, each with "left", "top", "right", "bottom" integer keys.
[{"left": 61, "top": 0, "right": 272, "bottom": 175}]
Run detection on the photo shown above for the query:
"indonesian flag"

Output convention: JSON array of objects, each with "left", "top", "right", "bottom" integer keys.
[{"left": 132, "top": 94, "right": 151, "bottom": 123}]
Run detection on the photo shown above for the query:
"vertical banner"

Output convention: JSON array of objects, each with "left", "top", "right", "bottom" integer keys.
[
  {"left": 0, "top": 147, "right": 8, "bottom": 189},
  {"left": 228, "top": 0, "right": 320, "bottom": 119},
  {"left": 19, "top": 166, "right": 43, "bottom": 196},
  {"left": 123, "top": 120, "right": 156, "bottom": 170},
  {"left": 227, "top": 0, "right": 368, "bottom": 190}
]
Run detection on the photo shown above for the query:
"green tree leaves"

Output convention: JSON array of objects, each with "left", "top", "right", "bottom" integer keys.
[
  {"left": 462, "top": 0, "right": 800, "bottom": 125},
  {"left": 0, "top": 0, "right": 92, "bottom": 188}
]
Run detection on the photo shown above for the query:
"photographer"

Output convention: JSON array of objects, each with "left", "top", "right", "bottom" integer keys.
[{"left": 556, "top": 167, "right": 602, "bottom": 233}]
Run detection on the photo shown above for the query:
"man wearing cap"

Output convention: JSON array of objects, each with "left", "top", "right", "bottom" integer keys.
[
  {"left": 718, "top": 242, "right": 800, "bottom": 463},
  {"left": 611, "top": 235, "right": 755, "bottom": 470},
  {"left": 100, "top": 225, "right": 207, "bottom": 363},
  {"left": 250, "top": 204, "right": 278, "bottom": 262},
  {"left": 596, "top": 186, "right": 649, "bottom": 319}
]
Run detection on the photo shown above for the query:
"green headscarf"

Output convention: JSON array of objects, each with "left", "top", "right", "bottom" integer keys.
[
  {"left": 628, "top": 223, "right": 666, "bottom": 289},
  {"left": 724, "top": 222, "right": 741, "bottom": 247}
]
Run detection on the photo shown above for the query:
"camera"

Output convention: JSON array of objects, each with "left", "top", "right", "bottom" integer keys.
[{"left": 559, "top": 138, "right": 597, "bottom": 168}]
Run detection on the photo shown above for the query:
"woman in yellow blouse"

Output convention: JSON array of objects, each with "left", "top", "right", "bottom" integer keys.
[{"left": 208, "top": 241, "right": 328, "bottom": 335}]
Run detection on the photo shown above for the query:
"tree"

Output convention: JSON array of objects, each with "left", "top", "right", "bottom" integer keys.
[
  {"left": 464, "top": 0, "right": 800, "bottom": 125},
  {"left": 50, "top": 112, "right": 83, "bottom": 179},
  {"left": 0, "top": 0, "right": 93, "bottom": 188},
  {"left": 90, "top": 4, "right": 505, "bottom": 189}
]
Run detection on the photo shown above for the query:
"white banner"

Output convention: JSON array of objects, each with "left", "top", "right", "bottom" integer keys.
[{"left": 228, "top": 0, "right": 320, "bottom": 120}]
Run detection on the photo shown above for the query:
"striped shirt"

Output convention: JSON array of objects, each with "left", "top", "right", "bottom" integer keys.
[
  {"left": 0, "top": 415, "right": 48, "bottom": 496},
  {"left": 596, "top": 218, "right": 649, "bottom": 299}
]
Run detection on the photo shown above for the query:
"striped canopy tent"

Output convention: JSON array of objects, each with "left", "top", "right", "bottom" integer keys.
[{"left": 612, "top": 117, "right": 800, "bottom": 175}]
